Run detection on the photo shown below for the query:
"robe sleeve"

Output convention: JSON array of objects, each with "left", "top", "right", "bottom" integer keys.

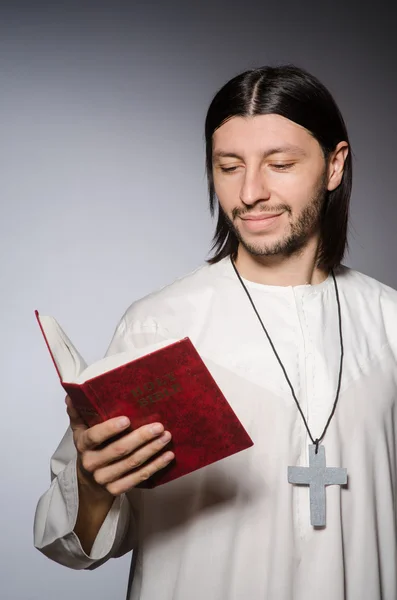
[{"left": 33, "top": 312, "right": 171, "bottom": 570}]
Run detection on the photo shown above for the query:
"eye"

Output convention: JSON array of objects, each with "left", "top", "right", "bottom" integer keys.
[
  {"left": 271, "top": 163, "right": 294, "bottom": 171},
  {"left": 220, "top": 166, "right": 239, "bottom": 173}
]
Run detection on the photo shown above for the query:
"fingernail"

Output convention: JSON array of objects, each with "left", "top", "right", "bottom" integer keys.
[
  {"left": 163, "top": 451, "right": 174, "bottom": 463},
  {"left": 117, "top": 417, "right": 129, "bottom": 428},
  {"left": 160, "top": 431, "right": 171, "bottom": 443},
  {"left": 150, "top": 423, "right": 163, "bottom": 435}
]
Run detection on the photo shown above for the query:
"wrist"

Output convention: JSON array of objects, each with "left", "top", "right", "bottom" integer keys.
[{"left": 76, "top": 459, "right": 114, "bottom": 503}]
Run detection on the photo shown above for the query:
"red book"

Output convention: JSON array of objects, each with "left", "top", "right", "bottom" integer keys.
[{"left": 35, "top": 311, "right": 253, "bottom": 488}]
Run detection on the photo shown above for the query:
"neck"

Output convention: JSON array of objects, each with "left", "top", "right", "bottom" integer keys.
[{"left": 234, "top": 237, "right": 329, "bottom": 287}]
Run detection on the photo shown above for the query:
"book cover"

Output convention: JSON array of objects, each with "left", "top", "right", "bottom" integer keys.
[{"left": 36, "top": 311, "right": 254, "bottom": 488}]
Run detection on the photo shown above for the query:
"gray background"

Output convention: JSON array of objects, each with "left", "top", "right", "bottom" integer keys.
[{"left": 1, "top": 1, "right": 396, "bottom": 599}]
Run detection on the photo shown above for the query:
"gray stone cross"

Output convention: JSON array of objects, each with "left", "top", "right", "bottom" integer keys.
[{"left": 288, "top": 445, "right": 347, "bottom": 526}]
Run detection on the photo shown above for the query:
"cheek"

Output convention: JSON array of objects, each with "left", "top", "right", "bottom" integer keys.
[
  {"left": 213, "top": 176, "right": 240, "bottom": 205},
  {"left": 284, "top": 181, "right": 312, "bottom": 203},
  {"left": 276, "top": 174, "right": 321, "bottom": 206}
]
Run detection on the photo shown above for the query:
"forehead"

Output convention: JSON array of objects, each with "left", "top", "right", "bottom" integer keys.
[{"left": 212, "top": 114, "right": 317, "bottom": 154}]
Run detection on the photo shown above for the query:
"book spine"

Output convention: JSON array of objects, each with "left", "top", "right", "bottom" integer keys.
[{"left": 85, "top": 381, "right": 113, "bottom": 421}]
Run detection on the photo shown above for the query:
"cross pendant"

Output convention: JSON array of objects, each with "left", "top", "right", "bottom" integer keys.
[{"left": 288, "top": 445, "right": 347, "bottom": 527}]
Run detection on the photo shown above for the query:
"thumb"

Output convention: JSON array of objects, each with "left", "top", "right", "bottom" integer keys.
[{"left": 65, "top": 395, "right": 87, "bottom": 432}]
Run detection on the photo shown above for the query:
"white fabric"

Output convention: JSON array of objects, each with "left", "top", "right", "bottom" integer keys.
[{"left": 34, "top": 257, "right": 397, "bottom": 599}]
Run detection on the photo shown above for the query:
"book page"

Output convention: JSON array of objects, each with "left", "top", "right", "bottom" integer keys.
[
  {"left": 38, "top": 315, "right": 88, "bottom": 381},
  {"left": 74, "top": 338, "right": 180, "bottom": 384}
]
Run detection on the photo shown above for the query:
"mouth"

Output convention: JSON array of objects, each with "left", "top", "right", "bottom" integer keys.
[
  {"left": 239, "top": 212, "right": 284, "bottom": 231},
  {"left": 240, "top": 212, "right": 284, "bottom": 221}
]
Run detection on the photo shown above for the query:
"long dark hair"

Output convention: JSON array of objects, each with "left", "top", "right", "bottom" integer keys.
[{"left": 205, "top": 64, "right": 352, "bottom": 271}]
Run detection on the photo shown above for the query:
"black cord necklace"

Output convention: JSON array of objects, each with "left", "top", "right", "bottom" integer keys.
[{"left": 230, "top": 256, "right": 347, "bottom": 527}]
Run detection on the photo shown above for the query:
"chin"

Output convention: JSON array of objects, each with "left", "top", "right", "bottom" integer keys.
[
  {"left": 240, "top": 232, "right": 286, "bottom": 253},
  {"left": 240, "top": 240, "right": 285, "bottom": 257},
  {"left": 241, "top": 231, "right": 307, "bottom": 258}
]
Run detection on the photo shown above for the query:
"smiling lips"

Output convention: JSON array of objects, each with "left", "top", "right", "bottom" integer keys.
[
  {"left": 239, "top": 212, "right": 284, "bottom": 231},
  {"left": 240, "top": 212, "right": 283, "bottom": 221}
]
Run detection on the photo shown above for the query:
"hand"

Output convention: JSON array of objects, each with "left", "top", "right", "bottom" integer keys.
[{"left": 66, "top": 396, "right": 174, "bottom": 497}]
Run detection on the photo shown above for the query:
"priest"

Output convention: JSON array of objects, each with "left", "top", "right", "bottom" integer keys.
[{"left": 34, "top": 64, "right": 397, "bottom": 600}]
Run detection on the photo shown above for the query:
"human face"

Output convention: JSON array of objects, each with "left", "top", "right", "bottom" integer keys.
[{"left": 212, "top": 114, "right": 332, "bottom": 259}]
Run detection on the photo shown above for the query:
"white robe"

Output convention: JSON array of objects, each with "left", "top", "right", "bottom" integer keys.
[{"left": 34, "top": 257, "right": 397, "bottom": 599}]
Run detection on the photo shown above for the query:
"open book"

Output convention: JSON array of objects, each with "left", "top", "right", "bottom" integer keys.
[{"left": 36, "top": 311, "right": 254, "bottom": 488}]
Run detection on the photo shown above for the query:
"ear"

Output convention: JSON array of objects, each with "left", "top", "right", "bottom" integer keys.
[{"left": 327, "top": 141, "right": 349, "bottom": 191}]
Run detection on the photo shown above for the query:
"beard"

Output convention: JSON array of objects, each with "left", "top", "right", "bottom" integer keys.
[{"left": 221, "top": 177, "right": 328, "bottom": 259}]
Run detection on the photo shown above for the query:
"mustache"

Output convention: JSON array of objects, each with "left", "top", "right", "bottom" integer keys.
[{"left": 231, "top": 205, "right": 291, "bottom": 220}]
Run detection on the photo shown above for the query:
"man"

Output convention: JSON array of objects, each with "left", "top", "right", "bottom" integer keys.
[{"left": 34, "top": 65, "right": 397, "bottom": 599}]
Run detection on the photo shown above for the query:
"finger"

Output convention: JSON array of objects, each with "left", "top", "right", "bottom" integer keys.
[
  {"left": 105, "top": 451, "right": 175, "bottom": 496},
  {"left": 92, "top": 431, "right": 173, "bottom": 484},
  {"left": 81, "top": 422, "right": 165, "bottom": 470},
  {"left": 76, "top": 415, "right": 134, "bottom": 453}
]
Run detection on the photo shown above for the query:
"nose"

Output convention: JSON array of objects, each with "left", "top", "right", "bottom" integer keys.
[{"left": 239, "top": 169, "right": 271, "bottom": 206}]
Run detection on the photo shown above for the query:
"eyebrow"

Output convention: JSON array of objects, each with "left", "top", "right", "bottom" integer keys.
[{"left": 213, "top": 145, "right": 307, "bottom": 161}]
